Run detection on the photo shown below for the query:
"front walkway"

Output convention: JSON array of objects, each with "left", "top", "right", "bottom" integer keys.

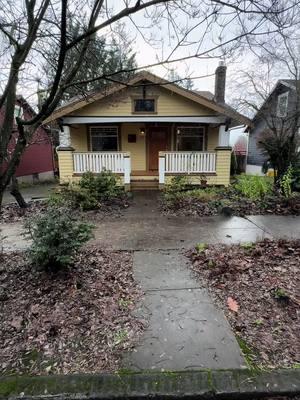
[{"left": 123, "top": 250, "right": 245, "bottom": 370}]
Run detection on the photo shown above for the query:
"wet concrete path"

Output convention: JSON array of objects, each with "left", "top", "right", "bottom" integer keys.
[
  {"left": 2, "top": 191, "right": 300, "bottom": 252},
  {"left": 124, "top": 250, "right": 245, "bottom": 370}
]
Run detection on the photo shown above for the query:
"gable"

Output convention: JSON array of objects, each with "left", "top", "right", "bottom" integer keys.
[{"left": 69, "top": 85, "right": 217, "bottom": 117}]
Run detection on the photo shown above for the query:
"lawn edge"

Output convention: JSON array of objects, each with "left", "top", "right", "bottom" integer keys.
[{"left": 0, "top": 368, "right": 299, "bottom": 399}]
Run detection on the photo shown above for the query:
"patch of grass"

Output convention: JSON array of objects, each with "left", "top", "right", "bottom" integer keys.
[
  {"left": 195, "top": 243, "right": 208, "bottom": 253},
  {"left": 272, "top": 287, "right": 289, "bottom": 301},
  {"left": 291, "top": 363, "right": 300, "bottom": 369},
  {"left": 240, "top": 242, "right": 254, "bottom": 250},
  {"left": 113, "top": 329, "right": 128, "bottom": 346},
  {"left": 236, "top": 335, "right": 261, "bottom": 371},
  {"left": 207, "top": 259, "right": 216, "bottom": 268},
  {"left": 234, "top": 174, "right": 273, "bottom": 200},
  {"left": 253, "top": 319, "right": 264, "bottom": 327},
  {"left": 118, "top": 299, "right": 133, "bottom": 309}
]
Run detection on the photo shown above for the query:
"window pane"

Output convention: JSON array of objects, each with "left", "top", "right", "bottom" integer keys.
[
  {"left": 178, "top": 136, "right": 204, "bottom": 151},
  {"left": 177, "top": 127, "right": 205, "bottom": 151},
  {"left": 90, "top": 126, "right": 118, "bottom": 151},
  {"left": 91, "top": 136, "right": 118, "bottom": 151},
  {"left": 134, "top": 99, "right": 155, "bottom": 112}
]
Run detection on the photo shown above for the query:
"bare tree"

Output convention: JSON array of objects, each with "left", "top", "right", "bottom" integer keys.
[
  {"left": 0, "top": 0, "right": 299, "bottom": 207},
  {"left": 231, "top": 28, "right": 300, "bottom": 183}
]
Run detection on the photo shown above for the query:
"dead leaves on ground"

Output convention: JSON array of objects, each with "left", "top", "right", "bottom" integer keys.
[
  {"left": 0, "top": 248, "right": 144, "bottom": 375},
  {"left": 227, "top": 297, "right": 239, "bottom": 312},
  {"left": 188, "top": 239, "right": 300, "bottom": 368}
]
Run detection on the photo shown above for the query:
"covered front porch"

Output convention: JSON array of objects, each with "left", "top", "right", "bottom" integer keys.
[{"left": 57, "top": 117, "right": 232, "bottom": 189}]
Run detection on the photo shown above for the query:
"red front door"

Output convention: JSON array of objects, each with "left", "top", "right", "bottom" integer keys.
[{"left": 148, "top": 128, "right": 168, "bottom": 171}]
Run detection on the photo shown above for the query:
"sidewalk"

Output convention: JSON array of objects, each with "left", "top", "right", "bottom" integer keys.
[{"left": 123, "top": 250, "right": 245, "bottom": 370}]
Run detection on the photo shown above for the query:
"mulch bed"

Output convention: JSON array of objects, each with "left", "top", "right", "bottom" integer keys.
[
  {"left": 161, "top": 191, "right": 300, "bottom": 218},
  {"left": 187, "top": 239, "right": 300, "bottom": 369},
  {"left": 0, "top": 201, "right": 48, "bottom": 223},
  {"left": 0, "top": 248, "right": 144, "bottom": 375},
  {"left": 0, "top": 197, "right": 131, "bottom": 223}
]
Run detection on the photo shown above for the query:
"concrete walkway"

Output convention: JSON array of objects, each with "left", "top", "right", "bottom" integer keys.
[
  {"left": 124, "top": 250, "right": 245, "bottom": 370},
  {"left": 2, "top": 182, "right": 57, "bottom": 206}
]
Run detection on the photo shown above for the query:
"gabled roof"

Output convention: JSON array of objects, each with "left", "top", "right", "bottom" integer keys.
[
  {"left": 44, "top": 70, "right": 251, "bottom": 126},
  {"left": 252, "top": 79, "right": 297, "bottom": 123}
]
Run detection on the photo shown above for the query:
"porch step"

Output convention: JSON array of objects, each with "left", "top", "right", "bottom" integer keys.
[{"left": 130, "top": 180, "right": 159, "bottom": 190}]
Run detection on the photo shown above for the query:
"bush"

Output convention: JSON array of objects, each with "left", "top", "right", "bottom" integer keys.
[
  {"left": 165, "top": 175, "right": 190, "bottom": 193},
  {"left": 79, "top": 170, "right": 121, "bottom": 200},
  {"left": 25, "top": 206, "right": 94, "bottom": 271},
  {"left": 49, "top": 170, "right": 122, "bottom": 210},
  {"left": 234, "top": 174, "right": 273, "bottom": 200},
  {"left": 280, "top": 166, "right": 293, "bottom": 198}
]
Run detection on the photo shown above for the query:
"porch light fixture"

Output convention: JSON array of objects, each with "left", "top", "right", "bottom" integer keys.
[
  {"left": 177, "top": 128, "right": 181, "bottom": 135},
  {"left": 139, "top": 127, "right": 146, "bottom": 136}
]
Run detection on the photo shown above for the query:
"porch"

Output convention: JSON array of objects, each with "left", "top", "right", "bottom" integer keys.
[{"left": 57, "top": 121, "right": 232, "bottom": 189}]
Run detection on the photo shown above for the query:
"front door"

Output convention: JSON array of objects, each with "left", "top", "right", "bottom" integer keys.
[{"left": 148, "top": 128, "right": 168, "bottom": 171}]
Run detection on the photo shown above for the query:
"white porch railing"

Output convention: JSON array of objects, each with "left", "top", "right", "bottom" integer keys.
[
  {"left": 159, "top": 151, "right": 216, "bottom": 184},
  {"left": 73, "top": 152, "right": 131, "bottom": 184}
]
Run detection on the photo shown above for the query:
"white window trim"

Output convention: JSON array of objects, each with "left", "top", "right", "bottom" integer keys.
[
  {"left": 277, "top": 92, "right": 289, "bottom": 118},
  {"left": 176, "top": 126, "right": 206, "bottom": 151},
  {"left": 89, "top": 125, "right": 119, "bottom": 151}
]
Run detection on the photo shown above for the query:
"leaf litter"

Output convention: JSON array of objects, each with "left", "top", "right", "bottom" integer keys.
[
  {"left": 0, "top": 247, "right": 144, "bottom": 375},
  {"left": 187, "top": 239, "right": 300, "bottom": 368}
]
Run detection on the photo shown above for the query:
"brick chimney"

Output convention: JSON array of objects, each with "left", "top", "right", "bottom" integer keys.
[{"left": 214, "top": 61, "right": 227, "bottom": 103}]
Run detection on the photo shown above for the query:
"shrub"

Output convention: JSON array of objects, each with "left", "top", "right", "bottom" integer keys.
[
  {"left": 48, "top": 170, "right": 122, "bottom": 210},
  {"left": 234, "top": 174, "right": 273, "bottom": 200},
  {"left": 25, "top": 206, "right": 94, "bottom": 271},
  {"left": 79, "top": 170, "right": 121, "bottom": 200},
  {"left": 165, "top": 175, "right": 190, "bottom": 193},
  {"left": 280, "top": 166, "right": 293, "bottom": 198},
  {"left": 183, "top": 187, "right": 220, "bottom": 202}
]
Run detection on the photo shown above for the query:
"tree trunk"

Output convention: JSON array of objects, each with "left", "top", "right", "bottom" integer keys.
[{"left": 10, "top": 176, "right": 28, "bottom": 208}]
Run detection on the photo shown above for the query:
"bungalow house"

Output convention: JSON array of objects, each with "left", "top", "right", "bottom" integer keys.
[{"left": 45, "top": 64, "right": 251, "bottom": 190}]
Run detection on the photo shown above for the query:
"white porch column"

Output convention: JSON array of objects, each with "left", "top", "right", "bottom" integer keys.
[
  {"left": 218, "top": 124, "right": 230, "bottom": 147},
  {"left": 124, "top": 154, "right": 131, "bottom": 185},
  {"left": 159, "top": 152, "right": 165, "bottom": 188},
  {"left": 58, "top": 125, "right": 71, "bottom": 148}
]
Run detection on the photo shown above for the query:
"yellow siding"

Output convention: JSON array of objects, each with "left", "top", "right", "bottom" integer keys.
[
  {"left": 215, "top": 148, "right": 231, "bottom": 186},
  {"left": 70, "top": 86, "right": 216, "bottom": 117},
  {"left": 70, "top": 125, "right": 88, "bottom": 151},
  {"left": 207, "top": 126, "right": 219, "bottom": 151},
  {"left": 121, "top": 124, "right": 146, "bottom": 171},
  {"left": 57, "top": 150, "right": 74, "bottom": 183}
]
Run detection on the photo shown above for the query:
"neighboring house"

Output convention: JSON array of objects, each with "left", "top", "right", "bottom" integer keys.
[
  {"left": 229, "top": 126, "right": 248, "bottom": 173},
  {"left": 0, "top": 96, "right": 56, "bottom": 183},
  {"left": 247, "top": 79, "right": 299, "bottom": 174},
  {"left": 45, "top": 64, "right": 251, "bottom": 190}
]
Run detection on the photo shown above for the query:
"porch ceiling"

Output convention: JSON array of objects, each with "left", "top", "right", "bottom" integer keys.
[{"left": 62, "top": 116, "right": 227, "bottom": 124}]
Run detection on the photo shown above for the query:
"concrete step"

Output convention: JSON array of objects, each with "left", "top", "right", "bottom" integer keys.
[{"left": 130, "top": 180, "right": 159, "bottom": 190}]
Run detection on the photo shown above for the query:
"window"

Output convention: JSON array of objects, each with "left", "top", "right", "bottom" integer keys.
[
  {"left": 90, "top": 126, "right": 118, "bottom": 151},
  {"left": 176, "top": 126, "right": 205, "bottom": 151},
  {"left": 277, "top": 92, "right": 289, "bottom": 117},
  {"left": 133, "top": 99, "right": 155, "bottom": 112},
  {"left": 14, "top": 105, "right": 23, "bottom": 121}
]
